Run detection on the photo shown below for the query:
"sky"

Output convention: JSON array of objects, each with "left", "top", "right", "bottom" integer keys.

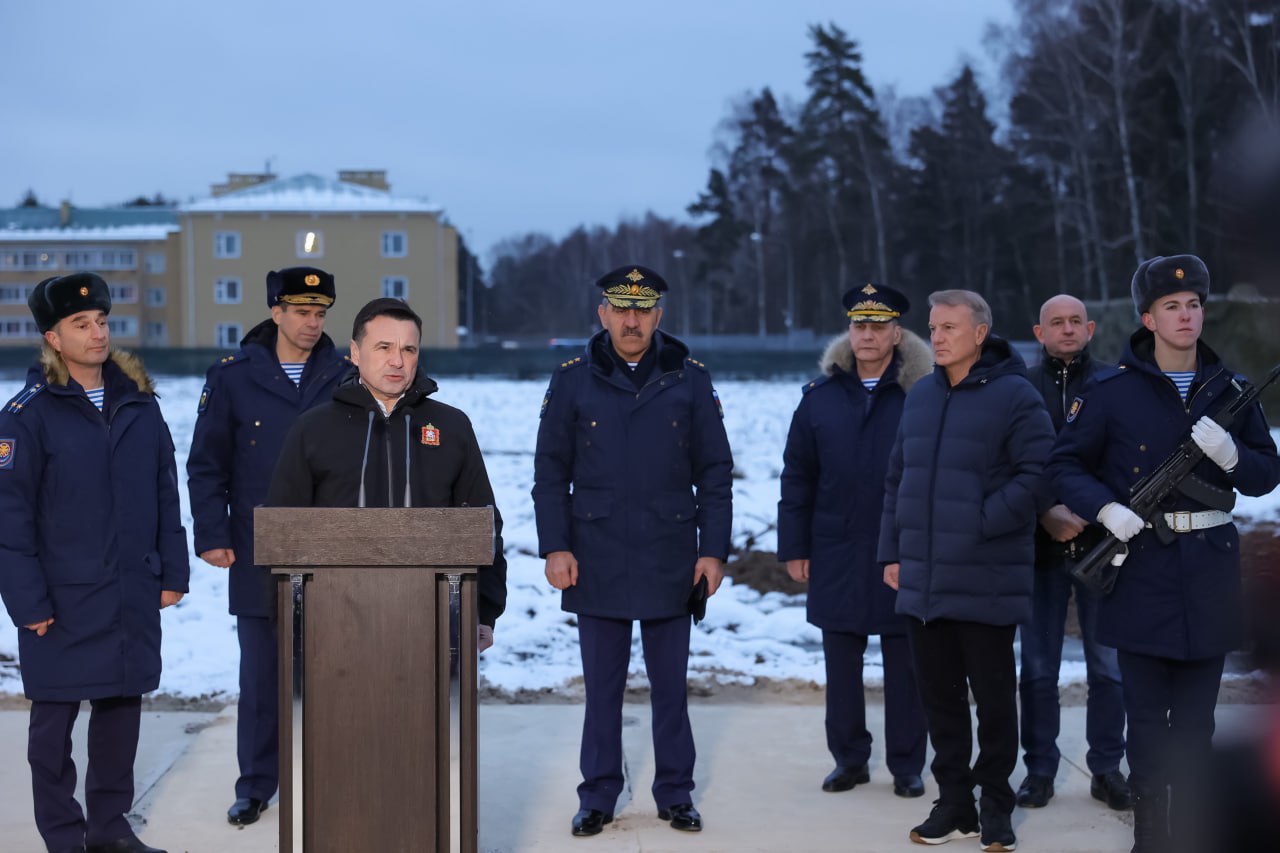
[{"left": 0, "top": 0, "right": 1013, "bottom": 261}]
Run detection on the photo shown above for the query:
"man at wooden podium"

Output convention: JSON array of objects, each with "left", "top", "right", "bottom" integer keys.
[
  {"left": 267, "top": 297, "right": 507, "bottom": 636},
  {"left": 533, "top": 265, "right": 734, "bottom": 837}
]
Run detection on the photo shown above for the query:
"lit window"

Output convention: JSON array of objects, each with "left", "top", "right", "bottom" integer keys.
[{"left": 297, "top": 230, "right": 324, "bottom": 258}]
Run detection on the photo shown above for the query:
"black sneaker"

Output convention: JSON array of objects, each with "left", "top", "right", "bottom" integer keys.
[
  {"left": 1090, "top": 770, "right": 1134, "bottom": 810},
  {"left": 909, "top": 799, "right": 979, "bottom": 845},
  {"left": 979, "top": 809, "right": 1017, "bottom": 851}
]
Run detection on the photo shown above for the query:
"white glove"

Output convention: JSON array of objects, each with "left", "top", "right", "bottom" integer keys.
[
  {"left": 1097, "top": 502, "right": 1145, "bottom": 542},
  {"left": 1191, "top": 416, "right": 1239, "bottom": 472}
]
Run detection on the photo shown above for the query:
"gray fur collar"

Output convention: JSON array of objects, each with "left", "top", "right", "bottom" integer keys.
[{"left": 818, "top": 328, "right": 932, "bottom": 391}]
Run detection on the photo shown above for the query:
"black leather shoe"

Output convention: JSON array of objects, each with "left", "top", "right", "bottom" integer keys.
[
  {"left": 86, "top": 837, "right": 166, "bottom": 853},
  {"left": 571, "top": 808, "right": 612, "bottom": 837},
  {"left": 822, "top": 763, "right": 870, "bottom": 792},
  {"left": 893, "top": 773, "right": 926, "bottom": 798},
  {"left": 658, "top": 803, "right": 703, "bottom": 831},
  {"left": 1091, "top": 770, "right": 1135, "bottom": 810},
  {"left": 1016, "top": 774, "right": 1054, "bottom": 808},
  {"left": 227, "top": 797, "right": 269, "bottom": 825}
]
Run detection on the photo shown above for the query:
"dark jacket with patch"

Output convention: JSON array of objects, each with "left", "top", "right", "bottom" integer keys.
[
  {"left": 1029, "top": 347, "right": 1110, "bottom": 566},
  {"left": 778, "top": 330, "right": 932, "bottom": 635},
  {"left": 0, "top": 350, "right": 190, "bottom": 701},
  {"left": 266, "top": 373, "right": 507, "bottom": 627},
  {"left": 877, "top": 335, "right": 1055, "bottom": 626},
  {"left": 186, "top": 319, "right": 348, "bottom": 617},
  {"left": 532, "top": 329, "right": 734, "bottom": 620},
  {"left": 1047, "top": 329, "right": 1280, "bottom": 659}
]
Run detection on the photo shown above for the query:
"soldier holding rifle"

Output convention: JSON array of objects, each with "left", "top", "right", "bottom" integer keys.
[{"left": 1047, "top": 255, "right": 1280, "bottom": 853}]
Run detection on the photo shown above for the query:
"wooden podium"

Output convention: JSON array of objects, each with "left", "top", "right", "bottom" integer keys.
[{"left": 254, "top": 507, "right": 495, "bottom": 853}]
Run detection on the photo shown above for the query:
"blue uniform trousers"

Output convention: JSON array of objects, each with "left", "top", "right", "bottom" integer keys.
[
  {"left": 1019, "top": 560, "right": 1126, "bottom": 777},
  {"left": 822, "top": 630, "right": 927, "bottom": 776},
  {"left": 235, "top": 615, "right": 279, "bottom": 801},
  {"left": 28, "top": 696, "right": 141, "bottom": 852},
  {"left": 577, "top": 614, "right": 695, "bottom": 813},
  {"left": 1117, "top": 651, "right": 1223, "bottom": 798}
]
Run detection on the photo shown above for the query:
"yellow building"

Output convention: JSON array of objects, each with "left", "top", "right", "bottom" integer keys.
[
  {"left": 178, "top": 171, "right": 459, "bottom": 349},
  {"left": 0, "top": 203, "right": 182, "bottom": 348},
  {"left": 1, "top": 171, "right": 459, "bottom": 351}
]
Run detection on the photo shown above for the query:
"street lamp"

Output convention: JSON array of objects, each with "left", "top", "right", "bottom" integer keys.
[{"left": 672, "top": 249, "right": 689, "bottom": 338}]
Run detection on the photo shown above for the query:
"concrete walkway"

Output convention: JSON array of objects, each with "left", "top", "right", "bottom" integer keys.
[{"left": 2, "top": 701, "right": 1255, "bottom": 853}]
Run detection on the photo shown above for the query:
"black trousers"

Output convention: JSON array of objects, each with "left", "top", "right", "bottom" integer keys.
[
  {"left": 28, "top": 696, "right": 142, "bottom": 852},
  {"left": 907, "top": 618, "right": 1018, "bottom": 815},
  {"left": 822, "top": 630, "right": 928, "bottom": 776}
]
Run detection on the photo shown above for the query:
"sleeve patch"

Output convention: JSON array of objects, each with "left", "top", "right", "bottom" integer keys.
[
  {"left": 0, "top": 437, "right": 14, "bottom": 469},
  {"left": 197, "top": 385, "right": 212, "bottom": 414},
  {"left": 712, "top": 388, "right": 724, "bottom": 419},
  {"left": 1066, "top": 396, "right": 1084, "bottom": 423},
  {"left": 540, "top": 387, "right": 552, "bottom": 418}
]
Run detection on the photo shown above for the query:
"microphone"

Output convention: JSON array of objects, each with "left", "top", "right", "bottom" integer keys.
[{"left": 357, "top": 410, "right": 375, "bottom": 508}]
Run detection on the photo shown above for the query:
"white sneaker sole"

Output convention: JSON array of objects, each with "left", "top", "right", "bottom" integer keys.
[
  {"left": 909, "top": 828, "right": 980, "bottom": 845},
  {"left": 982, "top": 841, "right": 1017, "bottom": 852}
]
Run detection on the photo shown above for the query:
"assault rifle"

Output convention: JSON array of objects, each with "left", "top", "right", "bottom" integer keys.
[{"left": 1071, "top": 364, "right": 1280, "bottom": 596}]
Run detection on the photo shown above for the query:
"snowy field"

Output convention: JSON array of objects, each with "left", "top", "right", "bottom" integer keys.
[{"left": 2, "top": 370, "right": 1279, "bottom": 700}]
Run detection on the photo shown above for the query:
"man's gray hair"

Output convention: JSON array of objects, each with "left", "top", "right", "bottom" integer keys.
[{"left": 928, "top": 289, "right": 992, "bottom": 329}]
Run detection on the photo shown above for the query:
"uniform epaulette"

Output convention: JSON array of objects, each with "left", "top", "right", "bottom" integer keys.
[
  {"left": 684, "top": 356, "right": 708, "bottom": 372},
  {"left": 801, "top": 375, "right": 832, "bottom": 395},
  {"left": 1093, "top": 365, "right": 1129, "bottom": 383},
  {"left": 557, "top": 356, "right": 585, "bottom": 371},
  {"left": 5, "top": 382, "right": 46, "bottom": 414}
]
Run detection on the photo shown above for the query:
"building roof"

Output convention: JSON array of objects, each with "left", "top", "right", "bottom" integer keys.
[
  {"left": 0, "top": 206, "right": 179, "bottom": 243},
  {"left": 180, "top": 173, "right": 444, "bottom": 214}
]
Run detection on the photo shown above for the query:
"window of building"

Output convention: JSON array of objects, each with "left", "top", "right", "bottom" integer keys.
[
  {"left": 214, "top": 231, "right": 241, "bottom": 259},
  {"left": 0, "top": 251, "right": 58, "bottom": 271},
  {"left": 108, "top": 316, "right": 138, "bottom": 337},
  {"left": 0, "top": 319, "right": 40, "bottom": 338},
  {"left": 297, "top": 230, "right": 324, "bottom": 259},
  {"left": 214, "top": 278, "right": 242, "bottom": 304},
  {"left": 146, "top": 287, "right": 166, "bottom": 307},
  {"left": 144, "top": 322, "right": 168, "bottom": 344},
  {"left": 99, "top": 249, "right": 137, "bottom": 270},
  {"left": 0, "top": 285, "right": 34, "bottom": 304},
  {"left": 382, "top": 277, "right": 408, "bottom": 300},
  {"left": 145, "top": 253, "right": 166, "bottom": 274},
  {"left": 381, "top": 231, "right": 408, "bottom": 258},
  {"left": 109, "top": 284, "right": 138, "bottom": 304},
  {"left": 216, "top": 323, "right": 243, "bottom": 348}
]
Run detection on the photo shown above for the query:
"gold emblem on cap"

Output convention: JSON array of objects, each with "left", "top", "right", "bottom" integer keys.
[
  {"left": 1174, "top": 268, "right": 1185, "bottom": 280},
  {"left": 625, "top": 269, "right": 645, "bottom": 283},
  {"left": 305, "top": 274, "right": 320, "bottom": 286},
  {"left": 630, "top": 284, "right": 642, "bottom": 295},
  {"left": 79, "top": 286, "right": 89, "bottom": 296},
  {"left": 861, "top": 283, "right": 877, "bottom": 294}
]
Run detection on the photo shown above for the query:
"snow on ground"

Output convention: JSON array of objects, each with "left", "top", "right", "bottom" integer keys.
[{"left": 1, "top": 370, "right": 1278, "bottom": 699}]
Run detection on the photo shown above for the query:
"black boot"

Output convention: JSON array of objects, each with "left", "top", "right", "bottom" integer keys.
[{"left": 1131, "top": 786, "right": 1169, "bottom": 853}]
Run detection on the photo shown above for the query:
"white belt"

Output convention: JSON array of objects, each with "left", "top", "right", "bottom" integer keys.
[{"left": 1162, "top": 510, "right": 1233, "bottom": 532}]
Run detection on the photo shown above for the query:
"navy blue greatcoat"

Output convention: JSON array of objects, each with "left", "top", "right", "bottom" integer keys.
[
  {"left": 186, "top": 319, "right": 347, "bottom": 617},
  {"left": 1046, "top": 329, "right": 1280, "bottom": 659},
  {"left": 878, "top": 336, "right": 1055, "bottom": 627},
  {"left": 532, "top": 329, "right": 734, "bottom": 619},
  {"left": 0, "top": 352, "right": 190, "bottom": 701},
  {"left": 778, "top": 331, "right": 933, "bottom": 635}
]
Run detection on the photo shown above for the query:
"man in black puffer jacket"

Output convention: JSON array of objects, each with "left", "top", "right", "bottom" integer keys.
[{"left": 879, "top": 289, "right": 1054, "bottom": 852}]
